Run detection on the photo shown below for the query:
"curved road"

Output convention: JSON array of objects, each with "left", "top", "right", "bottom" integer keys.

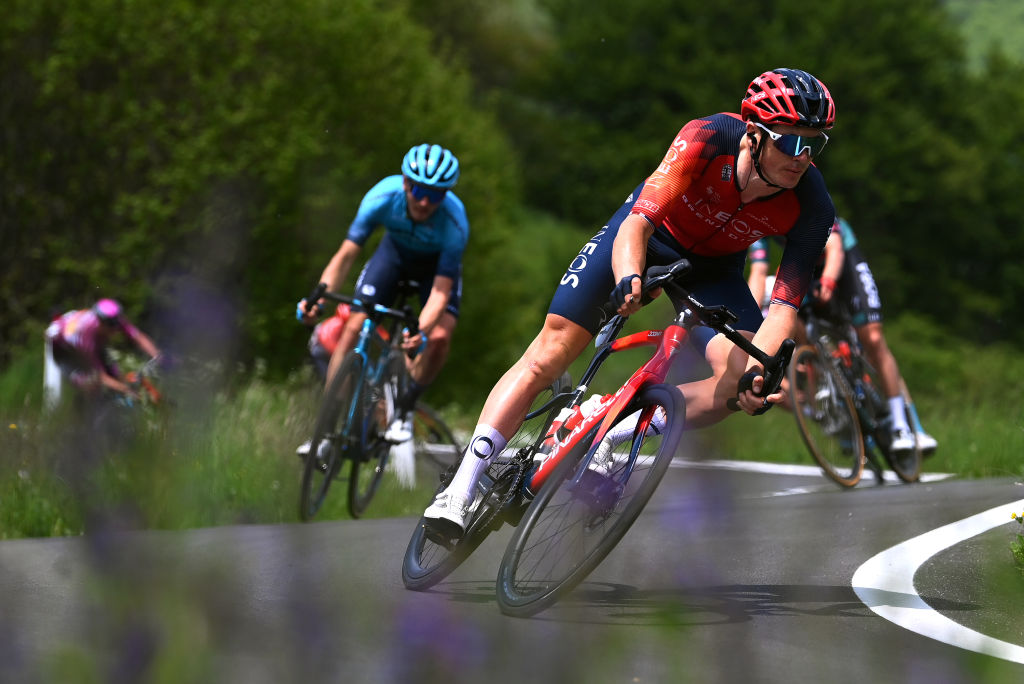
[{"left": 1, "top": 460, "right": 1022, "bottom": 683}]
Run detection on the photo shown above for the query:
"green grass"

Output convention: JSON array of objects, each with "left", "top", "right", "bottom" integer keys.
[
  {"left": 0, "top": 362, "right": 452, "bottom": 539},
  {"left": 1, "top": 311, "right": 1021, "bottom": 539},
  {"left": 1012, "top": 511, "right": 1024, "bottom": 576}
]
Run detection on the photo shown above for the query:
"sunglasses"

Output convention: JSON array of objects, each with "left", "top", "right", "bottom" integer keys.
[
  {"left": 753, "top": 122, "right": 829, "bottom": 158},
  {"left": 409, "top": 182, "right": 447, "bottom": 203}
]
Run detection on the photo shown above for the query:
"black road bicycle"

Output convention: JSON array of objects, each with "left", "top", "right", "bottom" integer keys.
[
  {"left": 787, "top": 296, "right": 923, "bottom": 487},
  {"left": 297, "top": 281, "right": 462, "bottom": 520}
]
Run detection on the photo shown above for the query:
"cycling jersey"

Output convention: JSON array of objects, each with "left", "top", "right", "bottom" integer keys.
[
  {"left": 632, "top": 113, "right": 833, "bottom": 309},
  {"left": 549, "top": 112, "right": 833, "bottom": 348},
  {"left": 346, "top": 175, "right": 469, "bottom": 280},
  {"left": 45, "top": 309, "right": 145, "bottom": 382},
  {"left": 749, "top": 217, "right": 882, "bottom": 326}
]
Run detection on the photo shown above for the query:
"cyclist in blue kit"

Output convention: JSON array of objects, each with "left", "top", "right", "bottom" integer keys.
[{"left": 298, "top": 143, "right": 468, "bottom": 444}]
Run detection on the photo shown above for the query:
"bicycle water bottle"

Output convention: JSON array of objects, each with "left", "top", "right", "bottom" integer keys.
[
  {"left": 539, "top": 393, "right": 609, "bottom": 452},
  {"left": 837, "top": 340, "right": 853, "bottom": 368}
]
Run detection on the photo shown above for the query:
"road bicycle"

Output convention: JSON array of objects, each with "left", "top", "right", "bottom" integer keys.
[
  {"left": 402, "top": 259, "right": 794, "bottom": 618},
  {"left": 84, "top": 355, "right": 168, "bottom": 447},
  {"left": 787, "top": 295, "right": 923, "bottom": 487},
  {"left": 297, "top": 281, "right": 462, "bottom": 521}
]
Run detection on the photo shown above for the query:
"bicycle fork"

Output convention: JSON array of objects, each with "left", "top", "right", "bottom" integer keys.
[{"left": 526, "top": 320, "right": 687, "bottom": 495}]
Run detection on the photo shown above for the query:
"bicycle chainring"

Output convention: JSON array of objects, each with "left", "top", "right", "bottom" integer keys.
[{"left": 467, "top": 457, "right": 530, "bottom": 534}]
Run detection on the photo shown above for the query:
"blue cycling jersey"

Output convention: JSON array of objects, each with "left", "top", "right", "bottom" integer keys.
[
  {"left": 835, "top": 216, "right": 858, "bottom": 251},
  {"left": 346, "top": 175, "right": 469, "bottom": 279}
]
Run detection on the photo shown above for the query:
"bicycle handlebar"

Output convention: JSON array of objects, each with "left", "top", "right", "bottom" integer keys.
[
  {"left": 298, "top": 282, "right": 423, "bottom": 358},
  {"left": 602, "top": 259, "right": 795, "bottom": 415}
]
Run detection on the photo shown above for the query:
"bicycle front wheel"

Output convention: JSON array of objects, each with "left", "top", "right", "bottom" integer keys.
[
  {"left": 496, "top": 383, "right": 685, "bottom": 618},
  {"left": 299, "top": 353, "right": 364, "bottom": 521},
  {"left": 876, "top": 377, "right": 923, "bottom": 483},
  {"left": 788, "top": 345, "right": 865, "bottom": 488},
  {"left": 403, "top": 372, "right": 573, "bottom": 591},
  {"left": 347, "top": 363, "right": 393, "bottom": 518}
]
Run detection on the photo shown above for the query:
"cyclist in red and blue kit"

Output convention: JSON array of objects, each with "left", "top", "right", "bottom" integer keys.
[{"left": 424, "top": 68, "right": 838, "bottom": 537}]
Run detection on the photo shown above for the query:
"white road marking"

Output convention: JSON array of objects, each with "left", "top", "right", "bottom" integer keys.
[
  {"left": 852, "top": 498, "right": 1024, "bottom": 664},
  {"left": 668, "top": 458, "right": 1022, "bottom": 659},
  {"left": 671, "top": 459, "right": 953, "bottom": 498}
]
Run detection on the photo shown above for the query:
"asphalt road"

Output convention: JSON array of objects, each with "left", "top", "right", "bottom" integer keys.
[{"left": 1, "top": 461, "right": 1022, "bottom": 683}]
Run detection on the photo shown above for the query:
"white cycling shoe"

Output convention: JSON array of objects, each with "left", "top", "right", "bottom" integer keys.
[
  {"left": 423, "top": 490, "right": 471, "bottom": 539},
  {"left": 889, "top": 428, "right": 917, "bottom": 452},
  {"left": 295, "top": 439, "right": 332, "bottom": 472},
  {"left": 916, "top": 430, "right": 939, "bottom": 454},
  {"left": 384, "top": 416, "right": 414, "bottom": 443},
  {"left": 589, "top": 406, "right": 669, "bottom": 476},
  {"left": 295, "top": 439, "right": 331, "bottom": 459}
]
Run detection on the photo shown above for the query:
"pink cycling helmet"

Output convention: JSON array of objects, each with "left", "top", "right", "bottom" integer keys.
[{"left": 93, "top": 298, "right": 124, "bottom": 325}]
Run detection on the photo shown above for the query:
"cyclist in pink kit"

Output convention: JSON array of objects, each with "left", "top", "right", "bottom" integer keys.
[
  {"left": 424, "top": 68, "right": 838, "bottom": 538},
  {"left": 44, "top": 298, "right": 162, "bottom": 410}
]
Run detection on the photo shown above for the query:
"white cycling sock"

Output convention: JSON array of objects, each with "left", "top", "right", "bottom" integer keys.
[
  {"left": 446, "top": 424, "right": 507, "bottom": 501},
  {"left": 43, "top": 336, "right": 62, "bottom": 412},
  {"left": 602, "top": 407, "right": 669, "bottom": 445},
  {"left": 888, "top": 395, "right": 910, "bottom": 432}
]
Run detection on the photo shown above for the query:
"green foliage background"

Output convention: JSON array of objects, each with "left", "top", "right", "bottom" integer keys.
[{"left": 4, "top": 0, "right": 1024, "bottom": 399}]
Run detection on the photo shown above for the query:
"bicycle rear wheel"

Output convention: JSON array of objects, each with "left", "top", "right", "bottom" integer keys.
[
  {"left": 412, "top": 403, "right": 462, "bottom": 474},
  {"left": 403, "top": 373, "right": 572, "bottom": 591},
  {"left": 496, "top": 383, "right": 685, "bottom": 618},
  {"left": 299, "top": 353, "right": 363, "bottom": 521},
  {"left": 347, "top": 363, "right": 393, "bottom": 518},
  {"left": 788, "top": 345, "right": 865, "bottom": 488},
  {"left": 874, "top": 377, "right": 922, "bottom": 483}
]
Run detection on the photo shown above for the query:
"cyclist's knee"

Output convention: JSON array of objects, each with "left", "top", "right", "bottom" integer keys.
[{"left": 856, "top": 322, "right": 887, "bottom": 353}]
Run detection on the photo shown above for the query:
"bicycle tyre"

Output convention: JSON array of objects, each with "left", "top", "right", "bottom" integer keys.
[
  {"left": 403, "top": 372, "right": 573, "bottom": 591},
  {"left": 788, "top": 345, "right": 865, "bottom": 488},
  {"left": 299, "top": 352, "right": 364, "bottom": 521},
  {"left": 874, "top": 377, "right": 923, "bottom": 484},
  {"left": 412, "top": 402, "right": 463, "bottom": 474},
  {"left": 347, "top": 361, "right": 393, "bottom": 518},
  {"left": 496, "top": 383, "right": 685, "bottom": 618}
]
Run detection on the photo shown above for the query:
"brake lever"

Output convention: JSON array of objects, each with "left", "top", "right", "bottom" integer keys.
[{"left": 725, "top": 338, "right": 795, "bottom": 415}]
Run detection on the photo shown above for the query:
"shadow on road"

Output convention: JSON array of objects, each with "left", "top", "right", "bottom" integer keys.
[{"left": 423, "top": 580, "right": 981, "bottom": 626}]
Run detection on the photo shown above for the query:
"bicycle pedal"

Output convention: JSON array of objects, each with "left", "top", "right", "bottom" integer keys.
[{"left": 422, "top": 519, "right": 461, "bottom": 547}]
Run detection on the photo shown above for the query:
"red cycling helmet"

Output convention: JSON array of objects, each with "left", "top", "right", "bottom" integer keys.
[{"left": 741, "top": 68, "right": 835, "bottom": 130}]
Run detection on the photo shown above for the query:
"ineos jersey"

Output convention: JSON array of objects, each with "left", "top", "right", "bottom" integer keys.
[{"left": 633, "top": 112, "right": 834, "bottom": 308}]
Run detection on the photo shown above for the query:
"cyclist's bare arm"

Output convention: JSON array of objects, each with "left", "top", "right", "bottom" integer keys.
[
  {"left": 299, "top": 239, "right": 362, "bottom": 320},
  {"left": 817, "top": 231, "right": 844, "bottom": 303},
  {"left": 736, "top": 303, "right": 798, "bottom": 414},
  {"left": 406, "top": 274, "right": 453, "bottom": 350},
  {"left": 611, "top": 213, "right": 656, "bottom": 316},
  {"left": 133, "top": 329, "right": 161, "bottom": 360},
  {"left": 99, "top": 369, "right": 138, "bottom": 398}
]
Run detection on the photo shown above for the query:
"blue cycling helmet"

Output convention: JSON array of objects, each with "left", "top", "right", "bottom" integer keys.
[{"left": 401, "top": 144, "right": 460, "bottom": 188}]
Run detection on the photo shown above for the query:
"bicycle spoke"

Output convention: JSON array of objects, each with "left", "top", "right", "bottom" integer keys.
[
  {"left": 497, "top": 384, "right": 684, "bottom": 617},
  {"left": 788, "top": 345, "right": 864, "bottom": 488}
]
